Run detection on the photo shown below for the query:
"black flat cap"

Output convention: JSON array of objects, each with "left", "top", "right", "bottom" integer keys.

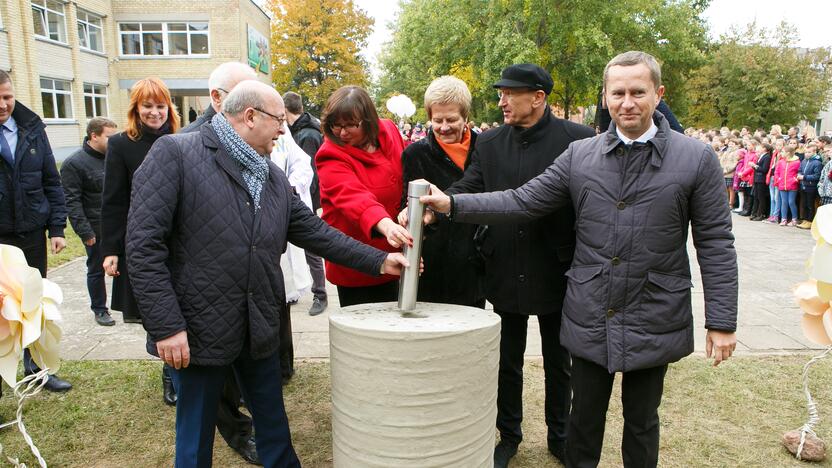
[{"left": 493, "top": 63, "right": 554, "bottom": 94}]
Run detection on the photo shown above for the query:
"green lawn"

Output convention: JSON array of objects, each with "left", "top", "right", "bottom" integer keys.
[{"left": 0, "top": 356, "right": 830, "bottom": 467}]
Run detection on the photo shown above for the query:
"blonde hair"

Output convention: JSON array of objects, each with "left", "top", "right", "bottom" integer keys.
[
  {"left": 126, "top": 77, "right": 180, "bottom": 141},
  {"left": 424, "top": 76, "right": 472, "bottom": 120}
]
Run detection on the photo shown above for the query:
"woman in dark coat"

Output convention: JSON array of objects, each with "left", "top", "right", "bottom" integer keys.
[
  {"left": 399, "top": 76, "right": 484, "bottom": 307},
  {"left": 101, "top": 77, "right": 180, "bottom": 403}
]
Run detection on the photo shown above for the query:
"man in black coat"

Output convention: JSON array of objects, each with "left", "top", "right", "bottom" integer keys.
[
  {"left": 444, "top": 64, "right": 595, "bottom": 466},
  {"left": 60, "top": 117, "right": 118, "bottom": 327},
  {"left": 0, "top": 70, "right": 72, "bottom": 393},
  {"left": 283, "top": 91, "right": 328, "bottom": 316},
  {"left": 127, "top": 80, "right": 410, "bottom": 467},
  {"left": 180, "top": 60, "right": 262, "bottom": 465}
]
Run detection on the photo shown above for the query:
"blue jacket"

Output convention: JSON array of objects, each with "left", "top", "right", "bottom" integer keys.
[
  {"left": 798, "top": 154, "right": 823, "bottom": 191},
  {"left": 0, "top": 102, "right": 66, "bottom": 237}
]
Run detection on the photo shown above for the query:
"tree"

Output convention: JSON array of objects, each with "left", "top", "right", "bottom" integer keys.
[
  {"left": 378, "top": 0, "right": 709, "bottom": 121},
  {"left": 685, "top": 22, "right": 832, "bottom": 129},
  {"left": 269, "top": 0, "right": 373, "bottom": 115}
]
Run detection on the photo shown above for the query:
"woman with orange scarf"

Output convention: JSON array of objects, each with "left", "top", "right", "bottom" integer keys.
[{"left": 398, "top": 76, "right": 485, "bottom": 307}]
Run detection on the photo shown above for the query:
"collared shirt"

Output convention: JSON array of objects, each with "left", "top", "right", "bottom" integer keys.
[
  {"left": 1, "top": 115, "right": 19, "bottom": 161},
  {"left": 616, "top": 121, "right": 658, "bottom": 146}
]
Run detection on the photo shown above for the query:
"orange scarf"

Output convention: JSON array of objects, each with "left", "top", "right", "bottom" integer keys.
[{"left": 435, "top": 128, "right": 471, "bottom": 170}]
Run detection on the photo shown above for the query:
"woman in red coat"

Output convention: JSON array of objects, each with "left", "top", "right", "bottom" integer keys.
[{"left": 316, "top": 86, "right": 411, "bottom": 306}]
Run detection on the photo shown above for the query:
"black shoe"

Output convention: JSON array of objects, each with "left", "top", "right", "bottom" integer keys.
[
  {"left": 123, "top": 315, "right": 142, "bottom": 324},
  {"left": 42, "top": 374, "right": 72, "bottom": 392},
  {"left": 493, "top": 440, "right": 518, "bottom": 468},
  {"left": 548, "top": 439, "right": 567, "bottom": 465},
  {"left": 232, "top": 437, "right": 261, "bottom": 465},
  {"left": 163, "top": 371, "right": 177, "bottom": 406},
  {"left": 94, "top": 311, "right": 116, "bottom": 326},
  {"left": 308, "top": 297, "right": 328, "bottom": 316}
]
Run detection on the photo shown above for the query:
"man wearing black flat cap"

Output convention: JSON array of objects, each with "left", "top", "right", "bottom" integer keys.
[{"left": 444, "top": 63, "right": 594, "bottom": 466}]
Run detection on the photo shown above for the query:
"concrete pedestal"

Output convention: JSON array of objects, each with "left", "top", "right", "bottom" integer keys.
[{"left": 329, "top": 302, "right": 501, "bottom": 467}]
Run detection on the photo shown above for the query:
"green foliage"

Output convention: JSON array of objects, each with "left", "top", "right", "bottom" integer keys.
[
  {"left": 269, "top": 0, "right": 373, "bottom": 115},
  {"left": 378, "top": 0, "right": 709, "bottom": 120},
  {"left": 685, "top": 22, "right": 832, "bottom": 129}
]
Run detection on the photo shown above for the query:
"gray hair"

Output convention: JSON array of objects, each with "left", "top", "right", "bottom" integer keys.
[
  {"left": 208, "top": 62, "right": 257, "bottom": 93},
  {"left": 424, "top": 76, "right": 472, "bottom": 120},
  {"left": 222, "top": 82, "right": 274, "bottom": 116},
  {"left": 603, "top": 51, "right": 662, "bottom": 89}
]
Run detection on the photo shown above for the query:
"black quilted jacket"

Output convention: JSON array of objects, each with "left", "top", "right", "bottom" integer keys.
[{"left": 127, "top": 125, "right": 387, "bottom": 365}]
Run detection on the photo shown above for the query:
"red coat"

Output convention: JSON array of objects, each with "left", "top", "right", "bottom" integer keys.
[{"left": 316, "top": 119, "right": 405, "bottom": 287}]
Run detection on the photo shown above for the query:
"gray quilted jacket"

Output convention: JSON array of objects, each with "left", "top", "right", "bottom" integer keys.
[
  {"left": 452, "top": 112, "right": 738, "bottom": 372},
  {"left": 127, "top": 125, "right": 387, "bottom": 365}
]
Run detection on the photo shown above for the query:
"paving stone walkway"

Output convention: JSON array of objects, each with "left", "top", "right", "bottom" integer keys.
[{"left": 51, "top": 211, "right": 822, "bottom": 362}]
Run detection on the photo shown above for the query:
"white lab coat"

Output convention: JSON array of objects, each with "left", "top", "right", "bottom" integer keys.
[{"left": 271, "top": 125, "right": 314, "bottom": 302}]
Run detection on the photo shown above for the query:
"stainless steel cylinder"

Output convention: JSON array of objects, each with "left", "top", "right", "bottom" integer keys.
[{"left": 398, "top": 180, "right": 430, "bottom": 311}]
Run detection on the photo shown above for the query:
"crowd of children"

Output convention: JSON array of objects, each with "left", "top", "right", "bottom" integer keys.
[{"left": 695, "top": 125, "right": 832, "bottom": 228}]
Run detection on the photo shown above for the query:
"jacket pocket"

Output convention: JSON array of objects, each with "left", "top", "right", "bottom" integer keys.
[
  {"left": 638, "top": 270, "right": 693, "bottom": 334},
  {"left": 563, "top": 264, "right": 606, "bottom": 328}
]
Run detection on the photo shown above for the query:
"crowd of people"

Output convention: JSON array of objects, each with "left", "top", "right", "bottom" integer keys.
[
  {"left": 0, "top": 50, "right": 746, "bottom": 468},
  {"left": 691, "top": 125, "right": 832, "bottom": 228}
]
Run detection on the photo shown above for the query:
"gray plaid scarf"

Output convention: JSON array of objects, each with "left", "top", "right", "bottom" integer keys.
[{"left": 212, "top": 112, "right": 269, "bottom": 211}]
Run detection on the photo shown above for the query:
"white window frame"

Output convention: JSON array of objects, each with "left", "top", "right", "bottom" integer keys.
[
  {"left": 77, "top": 9, "right": 104, "bottom": 53},
  {"left": 118, "top": 21, "right": 210, "bottom": 57},
  {"left": 31, "top": 0, "right": 67, "bottom": 43},
  {"left": 40, "top": 77, "right": 73, "bottom": 121},
  {"left": 83, "top": 83, "right": 108, "bottom": 118}
]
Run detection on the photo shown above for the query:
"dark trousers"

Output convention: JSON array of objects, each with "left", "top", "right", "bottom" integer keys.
[
  {"left": 567, "top": 356, "right": 668, "bottom": 468},
  {"left": 279, "top": 303, "right": 294, "bottom": 379},
  {"left": 215, "top": 374, "right": 253, "bottom": 450},
  {"left": 336, "top": 281, "right": 398, "bottom": 307},
  {"left": 304, "top": 251, "right": 327, "bottom": 300},
  {"left": 170, "top": 346, "right": 300, "bottom": 468},
  {"left": 801, "top": 189, "right": 818, "bottom": 222},
  {"left": 751, "top": 183, "right": 770, "bottom": 219},
  {"left": 495, "top": 311, "right": 571, "bottom": 446},
  {"left": 84, "top": 240, "right": 108, "bottom": 315}
]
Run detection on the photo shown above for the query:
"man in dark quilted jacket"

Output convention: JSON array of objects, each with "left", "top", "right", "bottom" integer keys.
[
  {"left": 126, "top": 80, "right": 410, "bottom": 468},
  {"left": 420, "top": 51, "right": 738, "bottom": 468}
]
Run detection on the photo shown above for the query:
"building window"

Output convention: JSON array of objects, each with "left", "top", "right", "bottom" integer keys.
[
  {"left": 83, "top": 83, "right": 107, "bottom": 118},
  {"left": 77, "top": 10, "right": 104, "bottom": 52},
  {"left": 119, "top": 22, "right": 209, "bottom": 57},
  {"left": 40, "top": 78, "right": 73, "bottom": 120},
  {"left": 31, "top": 0, "right": 67, "bottom": 43}
]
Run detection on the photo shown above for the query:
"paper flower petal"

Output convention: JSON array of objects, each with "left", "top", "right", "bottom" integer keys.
[
  {"left": 815, "top": 205, "right": 832, "bottom": 243},
  {"left": 802, "top": 312, "right": 832, "bottom": 345},
  {"left": 811, "top": 242, "right": 832, "bottom": 283},
  {"left": 794, "top": 281, "right": 830, "bottom": 316},
  {"left": 28, "top": 320, "right": 61, "bottom": 374},
  {"left": 42, "top": 278, "right": 63, "bottom": 306},
  {"left": 0, "top": 350, "right": 20, "bottom": 386},
  {"left": 818, "top": 281, "right": 832, "bottom": 303}
]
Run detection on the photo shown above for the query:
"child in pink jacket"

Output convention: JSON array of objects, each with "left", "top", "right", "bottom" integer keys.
[
  {"left": 737, "top": 145, "right": 758, "bottom": 216},
  {"left": 774, "top": 147, "right": 800, "bottom": 225}
]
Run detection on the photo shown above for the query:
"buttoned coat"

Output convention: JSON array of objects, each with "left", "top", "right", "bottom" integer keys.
[
  {"left": 452, "top": 113, "right": 738, "bottom": 372},
  {"left": 126, "top": 124, "right": 387, "bottom": 365}
]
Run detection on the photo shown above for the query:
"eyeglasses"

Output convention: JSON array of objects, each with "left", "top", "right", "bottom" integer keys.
[
  {"left": 253, "top": 107, "right": 286, "bottom": 127},
  {"left": 216, "top": 87, "right": 230, "bottom": 94},
  {"left": 331, "top": 122, "right": 362, "bottom": 133},
  {"left": 496, "top": 88, "right": 533, "bottom": 100}
]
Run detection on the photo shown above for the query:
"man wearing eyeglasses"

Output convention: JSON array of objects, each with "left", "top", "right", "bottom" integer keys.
[
  {"left": 180, "top": 61, "right": 263, "bottom": 465},
  {"left": 127, "top": 80, "right": 411, "bottom": 467},
  {"left": 444, "top": 63, "right": 595, "bottom": 467}
]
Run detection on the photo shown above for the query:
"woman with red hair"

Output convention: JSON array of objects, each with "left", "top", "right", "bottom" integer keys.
[{"left": 101, "top": 77, "right": 179, "bottom": 404}]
